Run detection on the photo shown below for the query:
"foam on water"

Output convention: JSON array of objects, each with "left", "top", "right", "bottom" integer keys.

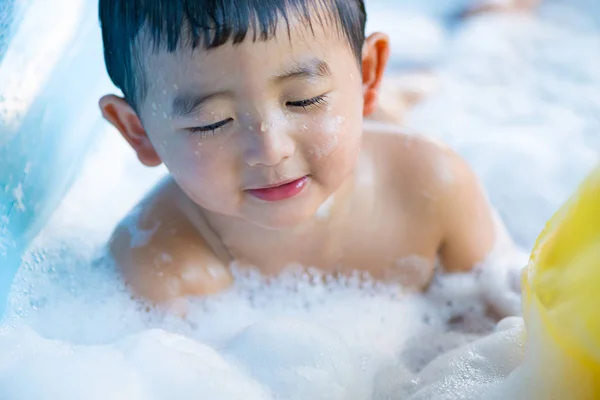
[
  {"left": 407, "top": 0, "right": 600, "bottom": 249},
  {"left": 1, "top": 0, "right": 599, "bottom": 398},
  {"left": 0, "top": 245, "right": 509, "bottom": 399}
]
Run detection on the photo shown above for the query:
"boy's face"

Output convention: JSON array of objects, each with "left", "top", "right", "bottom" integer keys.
[{"left": 103, "top": 17, "right": 388, "bottom": 229}]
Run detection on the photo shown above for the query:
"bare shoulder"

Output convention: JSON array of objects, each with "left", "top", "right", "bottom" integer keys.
[
  {"left": 363, "top": 123, "right": 495, "bottom": 272},
  {"left": 362, "top": 123, "right": 465, "bottom": 205},
  {"left": 108, "top": 177, "right": 232, "bottom": 306}
]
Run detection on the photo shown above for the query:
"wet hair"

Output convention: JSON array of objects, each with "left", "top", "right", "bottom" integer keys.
[{"left": 99, "top": 0, "right": 367, "bottom": 110}]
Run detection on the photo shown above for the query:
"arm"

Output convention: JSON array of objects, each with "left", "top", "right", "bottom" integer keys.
[
  {"left": 436, "top": 150, "right": 496, "bottom": 273},
  {"left": 422, "top": 146, "right": 524, "bottom": 317},
  {"left": 383, "top": 132, "right": 496, "bottom": 273},
  {"left": 394, "top": 136, "right": 514, "bottom": 314}
]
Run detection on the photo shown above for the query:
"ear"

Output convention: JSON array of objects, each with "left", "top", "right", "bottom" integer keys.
[
  {"left": 99, "top": 95, "right": 162, "bottom": 167},
  {"left": 361, "top": 32, "right": 390, "bottom": 117}
]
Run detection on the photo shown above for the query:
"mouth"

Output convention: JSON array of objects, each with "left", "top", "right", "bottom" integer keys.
[{"left": 246, "top": 176, "right": 310, "bottom": 202}]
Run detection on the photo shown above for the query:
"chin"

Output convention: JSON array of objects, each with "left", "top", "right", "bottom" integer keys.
[
  {"left": 247, "top": 201, "right": 321, "bottom": 231},
  {"left": 256, "top": 210, "right": 316, "bottom": 230}
]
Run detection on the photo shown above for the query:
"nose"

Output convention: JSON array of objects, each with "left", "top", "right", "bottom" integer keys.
[{"left": 243, "top": 118, "right": 296, "bottom": 167}]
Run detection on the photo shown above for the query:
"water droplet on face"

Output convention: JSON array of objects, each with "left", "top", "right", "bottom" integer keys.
[
  {"left": 173, "top": 84, "right": 179, "bottom": 90},
  {"left": 162, "top": 89, "right": 167, "bottom": 95},
  {"left": 313, "top": 135, "right": 339, "bottom": 159},
  {"left": 162, "top": 111, "right": 168, "bottom": 119},
  {"left": 197, "top": 142, "right": 203, "bottom": 147},
  {"left": 315, "top": 195, "right": 335, "bottom": 219},
  {"left": 303, "top": 124, "right": 308, "bottom": 130},
  {"left": 260, "top": 121, "right": 269, "bottom": 132},
  {"left": 248, "top": 125, "right": 254, "bottom": 131},
  {"left": 152, "top": 102, "right": 157, "bottom": 110}
]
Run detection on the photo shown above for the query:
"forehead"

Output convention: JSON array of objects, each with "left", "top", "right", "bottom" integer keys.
[{"left": 140, "top": 15, "right": 355, "bottom": 90}]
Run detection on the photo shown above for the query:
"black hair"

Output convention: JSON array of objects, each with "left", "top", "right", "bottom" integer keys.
[{"left": 99, "top": 0, "right": 367, "bottom": 110}]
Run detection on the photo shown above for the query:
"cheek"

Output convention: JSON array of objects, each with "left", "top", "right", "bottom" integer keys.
[
  {"left": 164, "top": 137, "right": 237, "bottom": 196},
  {"left": 306, "top": 118, "right": 342, "bottom": 159},
  {"left": 156, "top": 134, "right": 202, "bottom": 175},
  {"left": 305, "top": 113, "right": 362, "bottom": 177},
  {"left": 304, "top": 87, "right": 364, "bottom": 161}
]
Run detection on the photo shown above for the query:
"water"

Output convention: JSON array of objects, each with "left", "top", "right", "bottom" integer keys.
[{"left": 0, "top": 0, "right": 599, "bottom": 398}]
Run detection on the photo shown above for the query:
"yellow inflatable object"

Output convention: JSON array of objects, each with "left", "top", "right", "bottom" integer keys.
[{"left": 523, "top": 165, "right": 600, "bottom": 398}]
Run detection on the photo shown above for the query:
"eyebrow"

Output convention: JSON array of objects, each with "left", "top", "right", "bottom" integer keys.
[
  {"left": 275, "top": 59, "right": 332, "bottom": 82},
  {"left": 171, "top": 90, "right": 232, "bottom": 118},
  {"left": 170, "top": 59, "right": 332, "bottom": 118}
]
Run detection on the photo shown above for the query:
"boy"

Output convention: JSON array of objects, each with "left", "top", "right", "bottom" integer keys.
[{"left": 99, "top": 0, "right": 497, "bottom": 310}]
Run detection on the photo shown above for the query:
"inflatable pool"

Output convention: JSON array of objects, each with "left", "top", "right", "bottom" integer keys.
[{"left": 0, "top": 0, "right": 114, "bottom": 317}]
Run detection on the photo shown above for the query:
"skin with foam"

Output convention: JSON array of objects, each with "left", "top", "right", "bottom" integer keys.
[{"left": 100, "top": 6, "right": 497, "bottom": 311}]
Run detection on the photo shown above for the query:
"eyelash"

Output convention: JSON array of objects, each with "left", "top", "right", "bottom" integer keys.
[
  {"left": 287, "top": 94, "right": 329, "bottom": 111},
  {"left": 188, "top": 94, "right": 329, "bottom": 136},
  {"left": 188, "top": 119, "right": 231, "bottom": 137}
]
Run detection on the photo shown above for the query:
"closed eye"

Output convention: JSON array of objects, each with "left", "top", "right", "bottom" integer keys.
[
  {"left": 287, "top": 94, "right": 329, "bottom": 111},
  {"left": 188, "top": 118, "right": 233, "bottom": 135}
]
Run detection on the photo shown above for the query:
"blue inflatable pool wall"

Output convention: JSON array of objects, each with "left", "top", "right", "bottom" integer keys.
[{"left": 0, "top": 0, "right": 114, "bottom": 319}]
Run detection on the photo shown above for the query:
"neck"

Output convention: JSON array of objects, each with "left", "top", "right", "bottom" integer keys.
[{"left": 200, "top": 173, "right": 357, "bottom": 274}]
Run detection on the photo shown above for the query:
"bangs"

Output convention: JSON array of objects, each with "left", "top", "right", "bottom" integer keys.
[{"left": 100, "top": 0, "right": 366, "bottom": 107}]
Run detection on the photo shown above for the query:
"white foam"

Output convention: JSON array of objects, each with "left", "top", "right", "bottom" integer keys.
[
  {"left": 313, "top": 134, "right": 339, "bottom": 158},
  {"left": 315, "top": 195, "right": 335, "bottom": 219},
  {"left": 1, "top": 0, "right": 599, "bottom": 398},
  {"left": 128, "top": 218, "right": 161, "bottom": 249},
  {"left": 0, "top": 326, "right": 270, "bottom": 400},
  {"left": 225, "top": 318, "right": 365, "bottom": 400}
]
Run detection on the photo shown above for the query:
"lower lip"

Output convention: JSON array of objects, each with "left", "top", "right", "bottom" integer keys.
[{"left": 246, "top": 176, "right": 310, "bottom": 202}]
